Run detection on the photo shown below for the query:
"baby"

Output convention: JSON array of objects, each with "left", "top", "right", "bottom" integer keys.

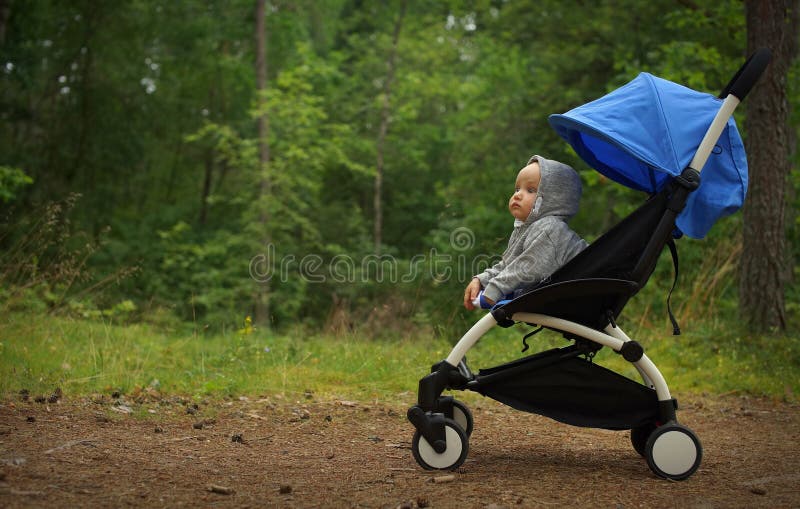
[{"left": 464, "top": 155, "right": 588, "bottom": 309}]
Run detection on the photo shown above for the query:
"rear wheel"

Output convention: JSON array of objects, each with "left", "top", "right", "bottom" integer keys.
[
  {"left": 449, "top": 400, "right": 474, "bottom": 437},
  {"left": 411, "top": 418, "right": 469, "bottom": 471},
  {"left": 645, "top": 423, "right": 702, "bottom": 480}
]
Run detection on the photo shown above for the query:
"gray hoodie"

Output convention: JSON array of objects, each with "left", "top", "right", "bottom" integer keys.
[{"left": 475, "top": 155, "right": 588, "bottom": 302}]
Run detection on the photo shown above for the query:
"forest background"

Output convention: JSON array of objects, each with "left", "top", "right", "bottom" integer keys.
[{"left": 1, "top": 0, "right": 798, "bottom": 345}]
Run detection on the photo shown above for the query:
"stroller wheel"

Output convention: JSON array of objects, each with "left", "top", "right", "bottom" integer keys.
[
  {"left": 411, "top": 418, "right": 468, "bottom": 470},
  {"left": 450, "top": 400, "right": 474, "bottom": 437},
  {"left": 630, "top": 422, "right": 657, "bottom": 457},
  {"left": 645, "top": 423, "right": 702, "bottom": 480}
]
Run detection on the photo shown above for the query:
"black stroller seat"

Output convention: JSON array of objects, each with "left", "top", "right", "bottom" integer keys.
[{"left": 492, "top": 182, "right": 682, "bottom": 331}]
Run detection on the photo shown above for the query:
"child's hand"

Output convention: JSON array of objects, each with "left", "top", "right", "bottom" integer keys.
[{"left": 464, "top": 278, "right": 482, "bottom": 310}]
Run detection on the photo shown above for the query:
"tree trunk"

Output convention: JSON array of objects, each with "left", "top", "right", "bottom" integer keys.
[
  {"left": 374, "top": 0, "right": 407, "bottom": 255},
  {"left": 0, "top": 0, "right": 10, "bottom": 46},
  {"left": 739, "top": 0, "right": 799, "bottom": 332},
  {"left": 254, "top": 0, "right": 271, "bottom": 326},
  {"left": 199, "top": 147, "right": 213, "bottom": 225},
  {"left": 165, "top": 138, "right": 184, "bottom": 203}
]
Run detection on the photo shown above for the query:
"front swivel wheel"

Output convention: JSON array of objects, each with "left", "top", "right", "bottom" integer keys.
[{"left": 411, "top": 418, "right": 468, "bottom": 470}]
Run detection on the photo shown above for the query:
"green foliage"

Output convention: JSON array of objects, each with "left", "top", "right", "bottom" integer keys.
[
  {"left": 0, "top": 0, "right": 796, "bottom": 339},
  {"left": 0, "top": 195, "right": 137, "bottom": 319},
  {"left": 0, "top": 166, "right": 33, "bottom": 203},
  {"left": 149, "top": 222, "right": 256, "bottom": 328}
]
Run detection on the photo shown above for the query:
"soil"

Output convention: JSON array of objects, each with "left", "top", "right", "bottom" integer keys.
[{"left": 0, "top": 392, "right": 798, "bottom": 508}]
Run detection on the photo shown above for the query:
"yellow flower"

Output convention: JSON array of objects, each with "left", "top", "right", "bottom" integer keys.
[{"left": 237, "top": 315, "right": 255, "bottom": 336}]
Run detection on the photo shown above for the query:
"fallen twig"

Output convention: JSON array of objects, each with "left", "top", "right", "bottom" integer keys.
[
  {"left": 207, "top": 484, "right": 235, "bottom": 495},
  {"left": 44, "top": 440, "right": 96, "bottom": 454},
  {"left": 252, "top": 435, "right": 275, "bottom": 441},
  {"left": 166, "top": 436, "right": 202, "bottom": 442},
  {"left": 10, "top": 489, "right": 45, "bottom": 496}
]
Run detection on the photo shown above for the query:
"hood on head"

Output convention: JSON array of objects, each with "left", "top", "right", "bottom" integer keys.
[{"left": 524, "top": 155, "right": 582, "bottom": 223}]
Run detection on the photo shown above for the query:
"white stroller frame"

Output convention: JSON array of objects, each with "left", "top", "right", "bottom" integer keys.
[
  {"left": 407, "top": 49, "right": 771, "bottom": 481},
  {"left": 433, "top": 312, "right": 695, "bottom": 477},
  {"left": 446, "top": 313, "right": 666, "bottom": 398}
]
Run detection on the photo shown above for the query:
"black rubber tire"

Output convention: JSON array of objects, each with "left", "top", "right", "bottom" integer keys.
[
  {"left": 411, "top": 418, "right": 469, "bottom": 471},
  {"left": 450, "top": 400, "right": 474, "bottom": 437},
  {"left": 645, "top": 423, "right": 702, "bottom": 480}
]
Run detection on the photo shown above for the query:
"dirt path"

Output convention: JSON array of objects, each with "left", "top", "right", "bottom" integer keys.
[{"left": 0, "top": 393, "right": 798, "bottom": 508}]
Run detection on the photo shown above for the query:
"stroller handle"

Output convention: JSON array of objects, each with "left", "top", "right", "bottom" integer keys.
[
  {"left": 718, "top": 48, "right": 771, "bottom": 100},
  {"left": 689, "top": 48, "right": 771, "bottom": 173}
]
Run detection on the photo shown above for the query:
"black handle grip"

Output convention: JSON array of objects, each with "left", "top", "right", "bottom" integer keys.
[{"left": 718, "top": 48, "right": 771, "bottom": 100}]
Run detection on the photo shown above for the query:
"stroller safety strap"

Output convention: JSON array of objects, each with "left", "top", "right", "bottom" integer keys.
[{"left": 666, "top": 238, "right": 681, "bottom": 335}]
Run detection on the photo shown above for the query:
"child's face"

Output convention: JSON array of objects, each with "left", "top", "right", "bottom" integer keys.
[{"left": 508, "top": 162, "right": 541, "bottom": 221}]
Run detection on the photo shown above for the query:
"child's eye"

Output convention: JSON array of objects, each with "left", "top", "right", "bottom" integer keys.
[{"left": 528, "top": 188, "right": 537, "bottom": 193}]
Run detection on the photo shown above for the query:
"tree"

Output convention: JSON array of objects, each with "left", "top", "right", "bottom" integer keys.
[
  {"left": 254, "top": 0, "right": 271, "bottom": 325},
  {"left": 739, "top": 0, "right": 799, "bottom": 332},
  {"left": 373, "top": 0, "right": 406, "bottom": 255},
  {"left": 0, "top": 0, "right": 9, "bottom": 46}
]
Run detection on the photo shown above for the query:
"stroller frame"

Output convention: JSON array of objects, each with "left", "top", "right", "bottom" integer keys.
[{"left": 407, "top": 50, "right": 771, "bottom": 480}]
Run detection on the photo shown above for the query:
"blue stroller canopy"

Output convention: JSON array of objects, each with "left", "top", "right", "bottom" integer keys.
[{"left": 549, "top": 73, "right": 748, "bottom": 239}]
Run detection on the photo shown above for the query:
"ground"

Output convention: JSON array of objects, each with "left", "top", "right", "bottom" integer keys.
[{"left": 0, "top": 392, "right": 798, "bottom": 508}]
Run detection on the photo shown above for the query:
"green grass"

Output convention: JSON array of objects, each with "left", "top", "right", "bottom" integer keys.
[
  {"left": 0, "top": 313, "right": 448, "bottom": 403},
  {"left": 0, "top": 312, "right": 797, "bottom": 404}
]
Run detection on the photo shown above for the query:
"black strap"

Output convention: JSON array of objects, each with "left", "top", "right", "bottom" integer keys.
[
  {"left": 521, "top": 326, "right": 544, "bottom": 352},
  {"left": 666, "top": 238, "right": 681, "bottom": 335}
]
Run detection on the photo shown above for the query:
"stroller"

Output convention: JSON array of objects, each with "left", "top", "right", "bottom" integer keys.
[{"left": 407, "top": 50, "right": 770, "bottom": 481}]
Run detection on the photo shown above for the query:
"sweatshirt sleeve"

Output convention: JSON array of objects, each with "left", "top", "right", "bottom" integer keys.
[
  {"left": 474, "top": 260, "right": 505, "bottom": 288},
  {"left": 482, "top": 222, "right": 567, "bottom": 302}
]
